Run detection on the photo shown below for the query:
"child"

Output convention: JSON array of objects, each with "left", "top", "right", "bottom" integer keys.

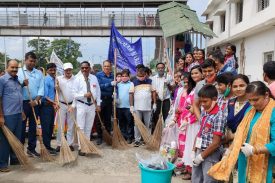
[
  {"left": 192, "top": 84, "right": 225, "bottom": 183},
  {"left": 130, "top": 67, "right": 156, "bottom": 147},
  {"left": 216, "top": 72, "right": 234, "bottom": 111},
  {"left": 117, "top": 69, "right": 134, "bottom": 144}
]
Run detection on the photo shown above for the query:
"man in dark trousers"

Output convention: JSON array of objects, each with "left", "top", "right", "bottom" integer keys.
[
  {"left": 0, "top": 60, "right": 27, "bottom": 172},
  {"left": 40, "top": 63, "right": 59, "bottom": 155},
  {"left": 96, "top": 60, "right": 115, "bottom": 145},
  {"left": 18, "top": 52, "right": 44, "bottom": 157}
]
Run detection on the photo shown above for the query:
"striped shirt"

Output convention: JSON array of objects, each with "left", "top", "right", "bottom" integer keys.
[
  {"left": 130, "top": 79, "right": 154, "bottom": 111},
  {"left": 151, "top": 74, "right": 173, "bottom": 101}
]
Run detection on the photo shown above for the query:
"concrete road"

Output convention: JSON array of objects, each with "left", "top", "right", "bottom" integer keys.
[{"left": 0, "top": 141, "right": 190, "bottom": 183}]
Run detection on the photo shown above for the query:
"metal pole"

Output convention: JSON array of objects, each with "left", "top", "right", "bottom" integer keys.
[{"left": 4, "top": 37, "right": 7, "bottom": 69}]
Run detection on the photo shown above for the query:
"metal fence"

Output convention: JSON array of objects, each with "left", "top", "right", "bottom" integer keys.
[{"left": 0, "top": 11, "right": 160, "bottom": 28}]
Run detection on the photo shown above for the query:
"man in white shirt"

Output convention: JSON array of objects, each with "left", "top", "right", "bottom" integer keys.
[
  {"left": 73, "top": 61, "right": 101, "bottom": 156},
  {"left": 56, "top": 63, "right": 75, "bottom": 152},
  {"left": 151, "top": 63, "right": 173, "bottom": 132}
]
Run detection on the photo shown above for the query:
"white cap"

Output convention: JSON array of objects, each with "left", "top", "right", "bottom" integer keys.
[{"left": 63, "top": 63, "right": 73, "bottom": 70}]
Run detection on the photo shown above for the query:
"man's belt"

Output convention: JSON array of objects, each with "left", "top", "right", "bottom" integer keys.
[
  {"left": 60, "top": 101, "right": 73, "bottom": 105},
  {"left": 77, "top": 100, "right": 93, "bottom": 106}
]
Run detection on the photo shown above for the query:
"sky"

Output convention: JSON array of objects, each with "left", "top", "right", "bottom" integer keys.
[{"left": 0, "top": 0, "right": 208, "bottom": 65}]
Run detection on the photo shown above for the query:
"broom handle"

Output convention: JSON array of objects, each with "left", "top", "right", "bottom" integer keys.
[
  {"left": 55, "top": 83, "right": 64, "bottom": 134},
  {"left": 113, "top": 48, "right": 117, "bottom": 119},
  {"left": 21, "top": 63, "right": 41, "bottom": 133}
]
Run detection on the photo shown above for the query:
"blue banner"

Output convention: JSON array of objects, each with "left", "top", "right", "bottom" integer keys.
[{"left": 108, "top": 22, "right": 143, "bottom": 74}]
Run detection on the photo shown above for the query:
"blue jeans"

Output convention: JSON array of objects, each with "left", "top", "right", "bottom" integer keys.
[
  {"left": 21, "top": 101, "right": 39, "bottom": 151},
  {"left": 0, "top": 113, "right": 22, "bottom": 168},
  {"left": 117, "top": 108, "right": 134, "bottom": 140},
  {"left": 40, "top": 103, "right": 55, "bottom": 149}
]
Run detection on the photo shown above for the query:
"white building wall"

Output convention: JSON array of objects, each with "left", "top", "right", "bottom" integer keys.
[{"left": 243, "top": 28, "right": 275, "bottom": 81}]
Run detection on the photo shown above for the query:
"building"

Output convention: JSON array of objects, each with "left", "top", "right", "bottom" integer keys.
[{"left": 203, "top": 0, "right": 275, "bottom": 81}]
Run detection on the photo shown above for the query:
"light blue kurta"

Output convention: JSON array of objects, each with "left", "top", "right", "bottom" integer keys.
[{"left": 238, "top": 107, "right": 275, "bottom": 183}]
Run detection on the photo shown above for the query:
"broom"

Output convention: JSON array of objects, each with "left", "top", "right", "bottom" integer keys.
[
  {"left": 111, "top": 48, "right": 130, "bottom": 149},
  {"left": 55, "top": 88, "right": 76, "bottom": 165},
  {"left": 146, "top": 50, "right": 170, "bottom": 150},
  {"left": 59, "top": 88, "right": 102, "bottom": 156},
  {"left": 0, "top": 117, "right": 33, "bottom": 169},
  {"left": 21, "top": 64, "right": 54, "bottom": 162},
  {"left": 131, "top": 112, "right": 151, "bottom": 144},
  {"left": 89, "top": 91, "right": 112, "bottom": 146}
]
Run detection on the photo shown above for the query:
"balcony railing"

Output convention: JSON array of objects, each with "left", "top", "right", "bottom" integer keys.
[{"left": 0, "top": 11, "right": 160, "bottom": 28}]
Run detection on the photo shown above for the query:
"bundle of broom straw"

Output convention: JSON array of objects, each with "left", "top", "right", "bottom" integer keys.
[
  {"left": 0, "top": 120, "right": 33, "bottom": 169},
  {"left": 131, "top": 112, "right": 151, "bottom": 144},
  {"left": 55, "top": 88, "right": 76, "bottom": 165},
  {"left": 59, "top": 88, "right": 102, "bottom": 156},
  {"left": 111, "top": 48, "right": 130, "bottom": 149},
  {"left": 21, "top": 64, "right": 53, "bottom": 162},
  {"left": 146, "top": 113, "right": 163, "bottom": 151}
]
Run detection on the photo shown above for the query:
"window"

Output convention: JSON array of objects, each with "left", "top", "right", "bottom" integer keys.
[
  {"left": 209, "top": 22, "right": 213, "bottom": 31},
  {"left": 258, "top": 0, "right": 269, "bottom": 12},
  {"left": 220, "top": 13, "right": 226, "bottom": 32},
  {"left": 264, "top": 51, "right": 274, "bottom": 63},
  {"left": 236, "top": 1, "right": 243, "bottom": 23}
]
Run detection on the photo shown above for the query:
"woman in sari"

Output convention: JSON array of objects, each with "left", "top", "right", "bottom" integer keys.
[{"left": 208, "top": 81, "right": 275, "bottom": 183}]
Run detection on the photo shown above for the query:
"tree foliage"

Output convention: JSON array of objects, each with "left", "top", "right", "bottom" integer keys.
[
  {"left": 28, "top": 38, "right": 50, "bottom": 68},
  {"left": 0, "top": 52, "right": 11, "bottom": 71},
  {"left": 27, "top": 38, "right": 82, "bottom": 73}
]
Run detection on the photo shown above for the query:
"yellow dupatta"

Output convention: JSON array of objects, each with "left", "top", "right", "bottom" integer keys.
[{"left": 208, "top": 98, "right": 275, "bottom": 183}]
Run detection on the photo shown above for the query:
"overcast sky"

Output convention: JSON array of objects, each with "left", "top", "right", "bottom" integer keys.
[{"left": 0, "top": 0, "right": 208, "bottom": 65}]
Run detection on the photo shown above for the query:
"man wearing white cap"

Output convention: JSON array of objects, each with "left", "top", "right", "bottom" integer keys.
[{"left": 55, "top": 62, "right": 75, "bottom": 152}]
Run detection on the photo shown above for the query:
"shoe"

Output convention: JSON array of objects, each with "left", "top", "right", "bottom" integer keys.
[
  {"left": 78, "top": 150, "right": 86, "bottom": 156},
  {"left": 55, "top": 146, "right": 60, "bottom": 152},
  {"left": 10, "top": 159, "right": 20, "bottom": 165},
  {"left": 69, "top": 145, "right": 74, "bottom": 151},
  {"left": 0, "top": 167, "right": 10, "bottom": 173},
  {"left": 27, "top": 149, "right": 40, "bottom": 157},
  {"left": 47, "top": 148, "right": 57, "bottom": 156},
  {"left": 134, "top": 141, "right": 140, "bottom": 147},
  {"left": 127, "top": 139, "right": 132, "bottom": 144},
  {"left": 96, "top": 138, "right": 102, "bottom": 145}
]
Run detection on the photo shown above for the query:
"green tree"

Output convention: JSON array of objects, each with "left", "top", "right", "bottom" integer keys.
[
  {"left": 149, "top": 58, "right": 158, "bottom": 70},
  {"left": 48, "top": 39, "right": 82, "bottom": 73},
  {"left": 0, "top": 52, "right": 11, "bottom": 71},
  {"left": 27, "top": 38, "right": 50, "bottom": 68}
]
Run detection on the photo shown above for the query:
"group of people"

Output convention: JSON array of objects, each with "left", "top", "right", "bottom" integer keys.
[
  {"left": 1, "top": 44, "right": 275, "bottom": 183},
  {"left": 167, "top": 44, "right": 275, "bottom": 183}
]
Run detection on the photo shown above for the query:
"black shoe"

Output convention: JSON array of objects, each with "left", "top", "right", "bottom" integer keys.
[
  {"left": 69, "top": 145, "right": 74, "bottom": 151},
  {"left": 55, "top": 146, "right": 60, "bottom": 152},
  {"left": 134, "top": 141, "right": 141, "bottom": 147},
  {"left": 10, "top": 159, "right": 20, "bottom": 165},
  {"left": 47, "top": 148, "right": 57, "bottom": 156},
  {"left": 96, "top": 138, "right": 102, "bottom": 145},
  {"left": 27, "top": 149, "right": 40, "bottom": 157},
  {"left": 127, "top": 139, "right": 132, "bottom": 144},
  {"left": 78, "top": 150, "right": 86, "bottom": 156}
]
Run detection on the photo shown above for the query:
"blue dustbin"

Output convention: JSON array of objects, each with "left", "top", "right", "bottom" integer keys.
[{"left": 139, "top": 162, "right": 175, "bottom": 183}]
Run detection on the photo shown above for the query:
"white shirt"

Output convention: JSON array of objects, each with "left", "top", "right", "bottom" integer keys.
[
  {"left": 73, "top": 73, "right": 101, "bottom": 106},
  {"left": 57, "top": 75, "right": 75, "bottom": 103},
  {"left": 151, "top": 74, "right": 173, "bottom": 101}
]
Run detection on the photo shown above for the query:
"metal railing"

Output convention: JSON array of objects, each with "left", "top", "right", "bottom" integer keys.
[{"left": 0, "top": 11, "right": 160, "bottom": 28}]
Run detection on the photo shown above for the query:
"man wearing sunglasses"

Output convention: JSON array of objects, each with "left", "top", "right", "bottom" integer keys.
[{"left": 73, "top": 61, "right": 101, "bottom": 156}]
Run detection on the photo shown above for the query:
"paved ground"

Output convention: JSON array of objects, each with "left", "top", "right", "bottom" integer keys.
[{"left": 0, "top": 140, "right": 190, "bottom": 183}]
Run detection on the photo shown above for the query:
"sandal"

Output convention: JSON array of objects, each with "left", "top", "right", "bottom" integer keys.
[{"left": 182, "top": 173, "right": 191, "bottom": 180}]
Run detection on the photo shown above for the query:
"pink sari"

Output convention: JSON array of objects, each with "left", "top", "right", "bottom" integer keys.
[{"left": 175, "top": 90, "right": 196, "bottom": 158}]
